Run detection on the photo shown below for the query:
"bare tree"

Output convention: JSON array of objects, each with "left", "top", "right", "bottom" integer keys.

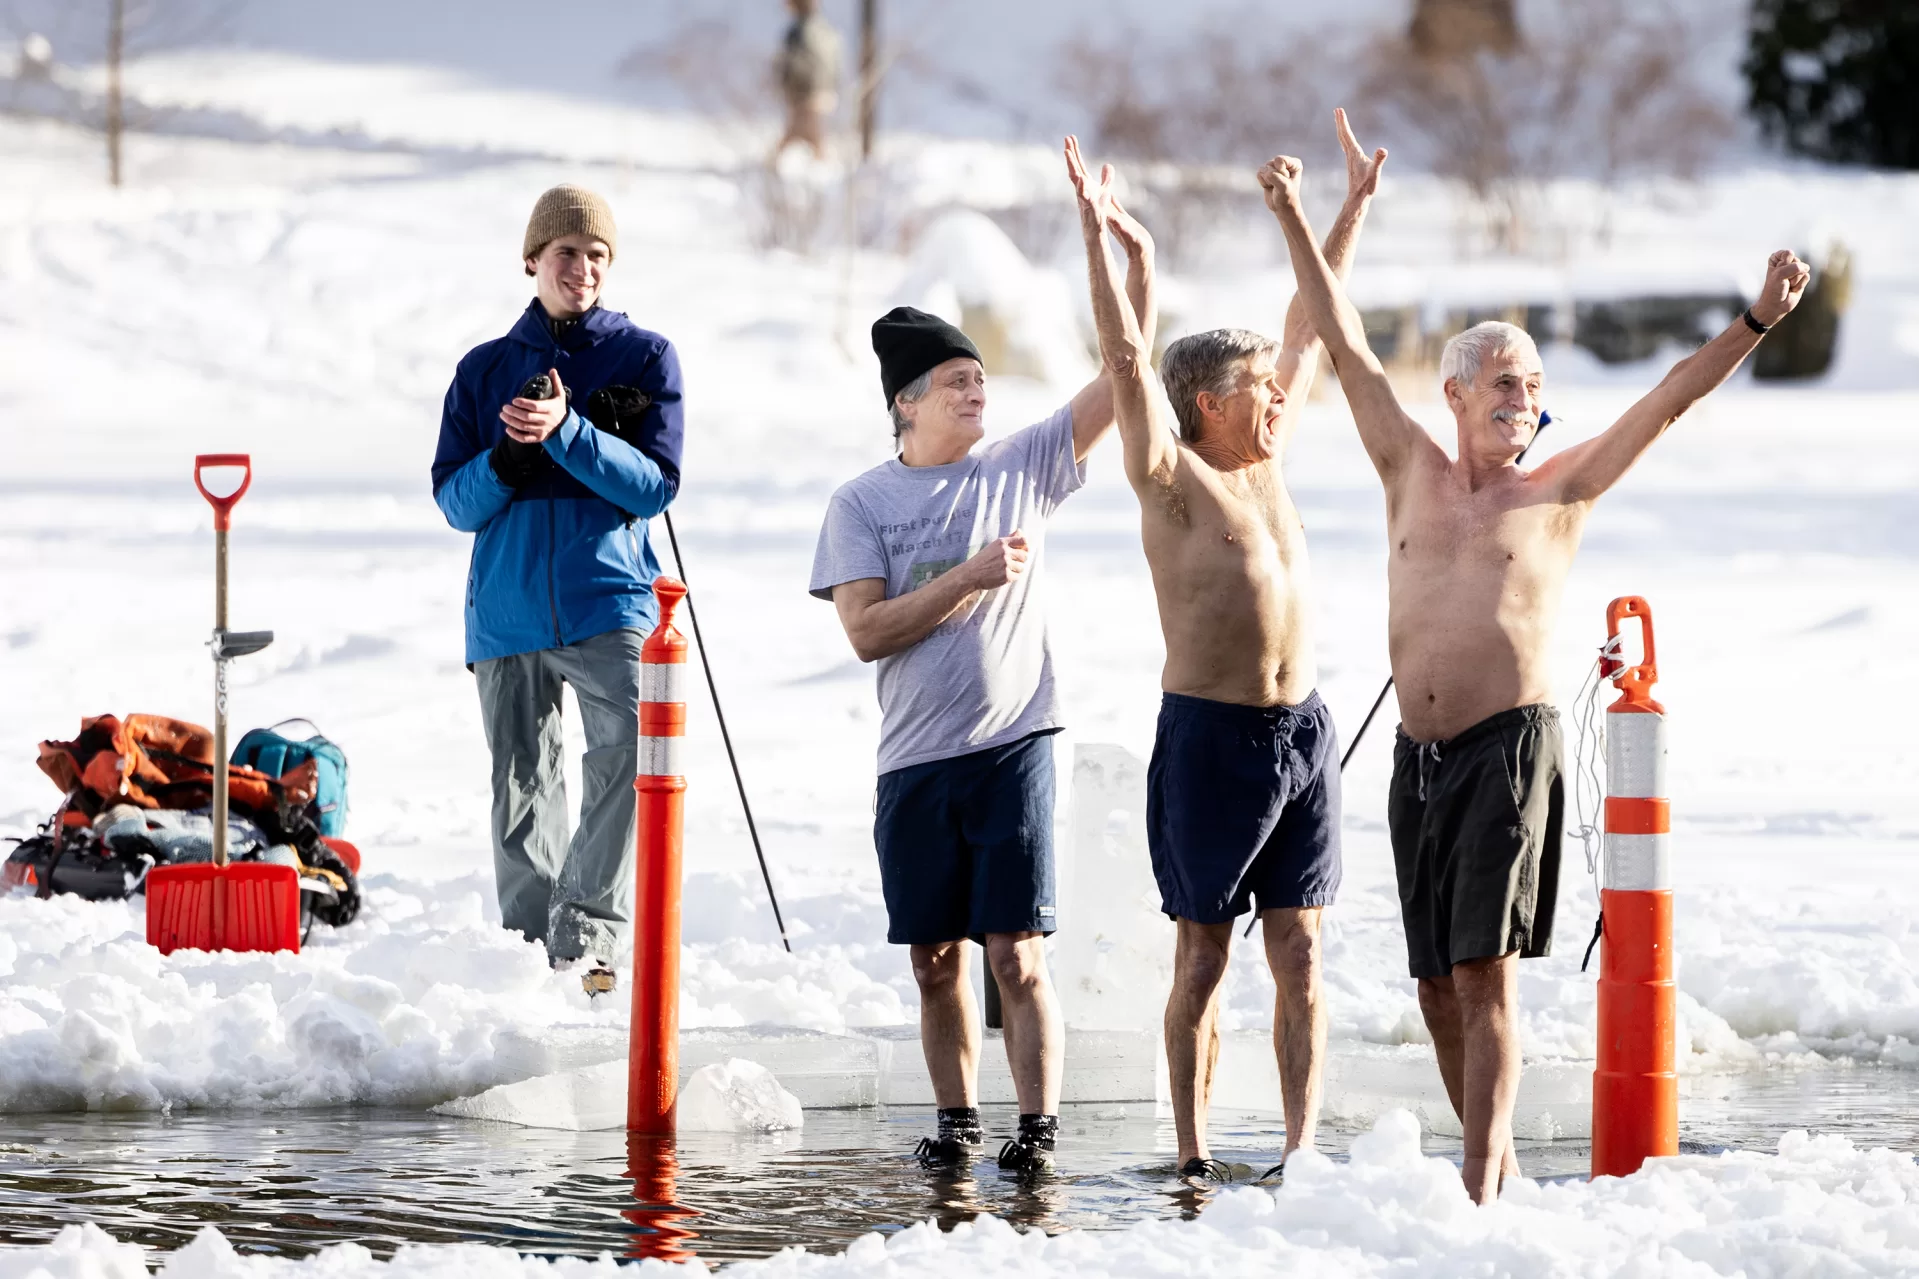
[
  {"left": 1056, "top": 18, "right": 1351, "bottom": 268},
  {"left": 2, "top": 0, "right": 244, "bottom": 185},
  {"left": 857, "top": 0, "right": 877, "bottom": 161},
  {"left": 620, "top": 18, "right": 840, "bottom": 252},
  {"left": 1365, "top": 0, "right": 1737, "bottom": 252},
  {"left": 105, "top": 0, "right": 122, "bottom": 184}
]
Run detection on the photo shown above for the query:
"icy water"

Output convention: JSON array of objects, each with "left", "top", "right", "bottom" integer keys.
[{"left": 2, "top": 1069, "right": 1916, "bottom": 1265}]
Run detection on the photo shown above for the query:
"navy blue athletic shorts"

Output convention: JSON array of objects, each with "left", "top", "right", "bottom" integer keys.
[
  {"left": 1147, "top": 691, "right": 1342, "bottom": 924},
  {"left": 873, "top": 730, "right": 1058, "bottom": 945}
]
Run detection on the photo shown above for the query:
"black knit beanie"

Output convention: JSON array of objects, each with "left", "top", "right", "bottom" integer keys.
[{"left": 871, "top": 306, "right": 982, "bottom": 409}]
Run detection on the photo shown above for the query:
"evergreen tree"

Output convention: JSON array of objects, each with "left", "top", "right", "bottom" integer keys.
[{"left": 1746, "top": 0, "right": 1919, "bottom": 168}]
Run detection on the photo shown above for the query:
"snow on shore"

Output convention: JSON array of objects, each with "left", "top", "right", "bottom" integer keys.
[{"left": 6, "top": 1116, "right": 1917, "bottom": 1276}]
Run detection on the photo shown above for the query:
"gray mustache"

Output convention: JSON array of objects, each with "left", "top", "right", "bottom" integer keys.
[{"left": 1492, "top": 409, "right": 1537, "bottom": 429}]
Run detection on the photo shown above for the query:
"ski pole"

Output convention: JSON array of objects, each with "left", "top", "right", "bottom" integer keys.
[
  {"left": 1245, "top": 675, "right": 1395, "bottom": 939},
  {"left": 659, "top": 510, "right": 792, "bottom": 954},
  {"left": 1341, "top": 675, "right": 1395, "bottom": 770}
]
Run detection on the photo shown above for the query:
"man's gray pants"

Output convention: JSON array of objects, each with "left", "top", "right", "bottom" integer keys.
[{"left": 474, "top": 628, "right": 642, "bottom": 962}]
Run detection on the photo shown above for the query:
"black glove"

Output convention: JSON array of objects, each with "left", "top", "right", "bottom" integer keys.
[
  {"left": 582, "top": 385, "right": 652, "bottom": 450},
  {"left": 489, "top": 437, "right": 549, "bottom": 487}
]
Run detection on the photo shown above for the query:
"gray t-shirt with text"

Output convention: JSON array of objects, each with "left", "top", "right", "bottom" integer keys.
[{"left": 809, "top": 407, "right": 1085, "bottom": 774}]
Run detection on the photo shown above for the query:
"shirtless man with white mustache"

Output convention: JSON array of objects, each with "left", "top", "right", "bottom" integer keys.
[{"left": 1261, "top": 146, "right": 1811, "bottom": 1203}]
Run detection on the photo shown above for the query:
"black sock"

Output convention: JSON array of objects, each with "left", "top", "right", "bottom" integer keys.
[
  {"left": 1017, "top": 1112, "right": 1058, "bottom": 1149},
  {"left": 938, "top": 1107, "right": 982, "bottom": 1141}
]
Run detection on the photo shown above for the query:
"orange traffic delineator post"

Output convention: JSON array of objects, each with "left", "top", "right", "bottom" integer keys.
[
  {"left": 1591, "top": 596, "right": 1678, "bottom": 1179},
  {"left": 146, "top": 455, "right": 300, "bottom": 956},
  {"left": 629, "top": 578, "right": 689, "bottom": 1135}
]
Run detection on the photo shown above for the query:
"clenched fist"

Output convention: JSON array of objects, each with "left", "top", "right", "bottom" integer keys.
[
  {"left": 1256, "top": 155, "right": 1305, "bottom": 215},
  {"left": 962, "top": 530, "right": 1031, "bottom": 591},
  {"left": 1751, "top": 250, "right": 1813, "bottom": 327}
]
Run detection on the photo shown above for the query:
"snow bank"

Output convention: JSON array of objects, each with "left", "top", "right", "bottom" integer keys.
[
  {"left": 0, "top": 873, "right": 905, "bottom": 1113},
  {"left": 8, "top": 1115, "right": 1918, "bottom": 1276},
  {"left": 892, "top": 208, "right": 1094, "bottom": 388},
  {"left": 4, "top": 831, "right": 1916, "bottom": 1113}
]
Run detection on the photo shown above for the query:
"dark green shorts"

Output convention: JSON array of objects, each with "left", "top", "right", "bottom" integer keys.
[{"left": 1388, "top": 705, "right": 1563, "bottom": 981}]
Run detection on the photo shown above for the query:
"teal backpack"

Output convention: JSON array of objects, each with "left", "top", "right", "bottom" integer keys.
[{"left": 230, "top": 718, "right": 350, "bottom": 836}]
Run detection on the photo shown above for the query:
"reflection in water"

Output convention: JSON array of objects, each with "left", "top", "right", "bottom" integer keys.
[
  {"left": 621, "top": 1135, "right": 699, "bottom": 1263},
  {"left": 0, "top": 1071, "right": 1914, "bottom": 1264}
]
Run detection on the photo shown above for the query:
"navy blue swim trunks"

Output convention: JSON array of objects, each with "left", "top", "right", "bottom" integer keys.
[
  {"left": 873, "top": 730, "right": 1058, "bottom": 945},
  {"left": 1147, "top": 691, "right": 1342, "bottom": 924}
]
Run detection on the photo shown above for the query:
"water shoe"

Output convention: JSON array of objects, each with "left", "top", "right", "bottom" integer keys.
[
  {"left": 1179, "top": 1157, "right": 1235, "bottom": 1183},
  {"left": 996, "top": 1136, "right": 1056, "bottom": 1178},
  {"left": 914, "top": 1135, "right": 979, "bottom": 1169}
]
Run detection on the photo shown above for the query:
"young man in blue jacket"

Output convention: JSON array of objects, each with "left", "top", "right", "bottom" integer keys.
[{"left": 431, "top": 185, "right": 684, "bottom": 992}]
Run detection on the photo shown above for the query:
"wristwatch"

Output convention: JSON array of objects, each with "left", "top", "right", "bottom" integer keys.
[{"left": 1742, "top": 307, "right": 1771, "bottom": 335}]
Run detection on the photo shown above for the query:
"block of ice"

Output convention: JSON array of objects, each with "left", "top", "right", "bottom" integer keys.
[
  {"left": 682, "top": 1026, "right": 881, "bottom": 1109},
  {"left": 676, "top": 1058, "right": 802, "bottom": 1133},
  {"left": 430, "top": 1059, "right": 626, "bottom": 1131},
  {"left": 1050, "top": 745, "right": 1175, "bottom": 1033}
]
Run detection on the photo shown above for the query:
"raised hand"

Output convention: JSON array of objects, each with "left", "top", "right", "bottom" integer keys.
[
  {"left": 1335, "top": 107, "right": 1388, "bottom": 203},
  {"left": 1104, "top": 195, "right": 1155, "bottom": 265},
  {"left": 1752, "top": 249, "right": 1812, "bottom": 326},
  {"left": 1065, "top": 135, "right": 1119, "bottom": 243},
  {"left": 1256, "top": 154, "right": 1305, "bottom": 215}
]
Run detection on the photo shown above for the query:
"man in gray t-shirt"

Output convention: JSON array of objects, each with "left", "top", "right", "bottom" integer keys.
[
  {"left": 811, "top": 401, "right": 1081, "bottom": 774},
  {"left": 810, "top": 195, "right": 1156, "bottom": 1176}
]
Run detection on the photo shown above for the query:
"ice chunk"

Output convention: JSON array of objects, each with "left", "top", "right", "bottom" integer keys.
[
  {"left": 676, "top": 1058, "right": 802, "bottom": 1133},
  {"left": 1050, "top": 745, "right": 1174, "bottom": 1033},
  {"left": 431, "top": 1059, "right": 626, "bottom": 1131}
]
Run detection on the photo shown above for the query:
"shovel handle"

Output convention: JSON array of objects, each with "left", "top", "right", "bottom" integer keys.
[{"left": 194, "top": 454, "right": 252, "bottom": 532}]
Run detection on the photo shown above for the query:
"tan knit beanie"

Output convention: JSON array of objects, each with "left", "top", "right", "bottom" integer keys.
[{"left": 522, "top": 185, "right": 618, "bottom": 271}]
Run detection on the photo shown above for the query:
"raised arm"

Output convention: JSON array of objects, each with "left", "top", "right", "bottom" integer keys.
[
  {"left": 1537, "top": 251, "right": 1811, "bottom": 504},
  {"left": 1270, "top": 108, "right": 1385, "bottom": 452},
  {"left": 1260, "top": 143, "right": 1431, "bottom": 481},
  {"left": 1067, "top": 176, "right": 1159, "bottom": 462},
  {"left": 1066, "top": 135, "right": 1177, "bottom": 490}
]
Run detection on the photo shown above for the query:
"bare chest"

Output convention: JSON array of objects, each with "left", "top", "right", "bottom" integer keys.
[
  {"left": 1165, "top": 461, "right": 1302, "bottom": 561},
  {"left": 1388, "top": 477, "right": 1582, "bottom": 584}
]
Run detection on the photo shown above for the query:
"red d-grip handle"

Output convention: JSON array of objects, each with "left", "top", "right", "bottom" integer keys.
[{"left": 194, "top": 454, "right": 252, "bottom": 532}]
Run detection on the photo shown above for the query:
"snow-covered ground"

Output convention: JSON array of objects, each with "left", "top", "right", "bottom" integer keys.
[{"left": 1, "top": 29, "right": 1917, "bottom": 1272}]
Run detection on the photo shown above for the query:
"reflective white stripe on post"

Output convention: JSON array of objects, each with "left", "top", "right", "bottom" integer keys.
[
  {"left": 1603, "top": 832, "right": 1670, "bottom": 891},
  {"left": 1604, "top": 711, "right": 1670, "bottom": 890},
  {"left": 639, "top": 735, "right": 683, "bottom": 777},
  {"left": 642, "top": 663, "right": 685, "bottom": 706},
  {"left": 1608, "top": 713, "right": 1667, "bottom": 798}
]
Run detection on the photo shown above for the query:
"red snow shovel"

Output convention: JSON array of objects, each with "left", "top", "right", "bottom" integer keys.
[{"left": 146, "top": 455, "right": 300, "bottom": 956}]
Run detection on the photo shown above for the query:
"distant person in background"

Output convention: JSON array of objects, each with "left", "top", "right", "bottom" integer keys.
[
  {"left": 810, "top": 210, "right": 1155, "bottom": 1175},
  {"left": 773, "top": 0, "right": 842, "bottom": 161},
  {"left": 1067, "top": 111, "right": 1384, "bottom": 1185},
  {"left": 430, "top": 185, "right": 685, "bottom": 996},
  {"left": 1264, "top": 145, "right": 1811, "bottom": 1203}
]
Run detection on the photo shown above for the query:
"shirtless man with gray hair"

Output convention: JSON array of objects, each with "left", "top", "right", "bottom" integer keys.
[
  {"left": 1260, "top": 147, "right": 1810, "bottom": 1203},
  {"left": 1068, "top": 110, "right": 1385, "bottom": 1181}
]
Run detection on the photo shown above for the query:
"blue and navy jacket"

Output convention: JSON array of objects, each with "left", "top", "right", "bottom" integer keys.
[{"left": 431, "top": 300, "right": 684, "bottom": 665}]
